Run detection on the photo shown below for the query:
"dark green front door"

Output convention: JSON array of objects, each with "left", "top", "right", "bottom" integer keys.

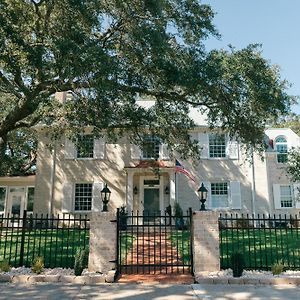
[{"left": 144, "top": 188, "right": 160, "bottom": 219}]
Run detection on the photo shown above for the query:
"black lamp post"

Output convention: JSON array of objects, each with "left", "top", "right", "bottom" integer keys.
[
  {"left": 101, "top": 184, "right": 111, "bottom": 212},
  {"left": 197, "top": 183, "right": 208, "bottom": 211}
]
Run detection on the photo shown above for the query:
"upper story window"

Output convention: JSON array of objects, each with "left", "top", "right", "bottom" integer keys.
[
  {"left": 209, "top": 134, "right": 226, "bottom": 158},
  {"left": 210, "top": 182, "right": 228, "bottom": 208},
  {"left": 74, "top": 183, "right": 93, "bottom": 211},
  {"left": 280, "top": 185, "right": 293, "bottom": 208},
  {"left": 275, "top": 136, "right": 288, "bottom": 163},
  {"left": 142, "top": 136, "right": 160, "bottom": 159},
  {"left": 77, "top": 135, "right": 94, "bottom": 158}
]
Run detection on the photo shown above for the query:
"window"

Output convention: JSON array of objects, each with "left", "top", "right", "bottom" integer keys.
[
  {"left": 209, "top": 134, "right": 226, "bottom": 158},
  {"left": 27, "top": 187, "right": 35, "bottom": 212},
  {"left": 77, "top": 135, "right": 94, "bottom": 158},
  {"left": 74, "top": 183, "right": 92, "bottom": 211},
  {"left": 211, "top": 182, "right": 228, "bottom": 208},
  {"left": 142, "top": 136, "right": 160, "bottom": 159},
  {"left": 275, "top": 136, "right": 288, "bottom": 163},
  {"left": 280, "top": 185, "right": 293, "bottom": 208},
  {"left": 0, "top": 187, "right": 6, "bottom": 212}
]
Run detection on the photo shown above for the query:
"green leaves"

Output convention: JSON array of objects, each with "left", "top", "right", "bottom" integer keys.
[{"left": 0, "top": 0, "right": 294, "bottom": 170}]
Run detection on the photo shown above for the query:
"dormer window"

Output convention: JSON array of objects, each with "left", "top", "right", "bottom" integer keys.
[{"left": 275, "top": 136, "right": 288, "bottom": 163}]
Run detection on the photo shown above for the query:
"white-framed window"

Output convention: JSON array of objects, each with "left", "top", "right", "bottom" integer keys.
[
  {"left": 0, "top": 187, "right": 6, "bottom": 213},
  {"left": 74, "top": 183, "right": 93, "bottom": 211},
  {"left": 275, "top": 136, "right": 288, "bottom": 163},
  {"left": 209, "top": 134, "right": 226, "bottom": 158},
  {"left": 273, "top": 184, "right": 299, "bottom": 209},
  {"left": 279, "top": 185, "right": 293, "bottom": 208},
  {"left": 211, "top": 182, "right": 229, "bottom": 208},
  {"left": 76, "top": 135, "right": 94, "bottom": 158},
  {"left": 142, "top": 136, "right": 160, "bottom": 159}
]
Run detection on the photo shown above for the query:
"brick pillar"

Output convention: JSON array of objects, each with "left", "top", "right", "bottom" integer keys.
[
  {"left": 88, "top": 212, "right": 117, "bottom": 274},
  {"left": 192, "top": 211, "right": 220, "bottom": 273}
]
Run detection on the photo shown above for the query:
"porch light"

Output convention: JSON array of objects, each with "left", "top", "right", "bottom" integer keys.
[
  {"left": 101, "top": 183, "right": 111, "bottom": 212},
  {"left": 197, "top": 183, "right": 208, "bottom": 211},
  {"left": 133, "top": 186, "right": 138, "bottom": 195}
]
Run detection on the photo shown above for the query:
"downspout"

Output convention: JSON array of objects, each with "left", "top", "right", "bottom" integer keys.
[
  {"left": 251, "top": 149, "right": 256, "bottom": 215},
  {"left": 49, "top": 141, "right": 57, "bottom": 215}
]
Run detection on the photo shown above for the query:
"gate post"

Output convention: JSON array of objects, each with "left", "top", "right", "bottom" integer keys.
[
  {"left": 192, "top": 211, "right": 220, "bottom": 274},
  {"left": 88, "top": 212, "right": 117, "bottom": 274}
]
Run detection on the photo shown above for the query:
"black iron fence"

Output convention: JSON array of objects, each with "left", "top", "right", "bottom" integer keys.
[
  {"left": 219, "top": 214, "right": 300, "bottom": 270},
  {"left": 116, "top": 208, "right": 193, "bottom": 275},
  {"left": 0, "top": 211, "right": 90, "bottom": 268}
]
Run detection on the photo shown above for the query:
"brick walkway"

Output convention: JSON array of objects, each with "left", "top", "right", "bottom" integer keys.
[{"left": 118, "top": 232, "right": 194, "bottom": 283}]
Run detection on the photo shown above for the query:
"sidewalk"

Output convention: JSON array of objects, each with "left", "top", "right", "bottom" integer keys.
[{"left": 0, "top": 283, "right": 299, "bottom": 300}]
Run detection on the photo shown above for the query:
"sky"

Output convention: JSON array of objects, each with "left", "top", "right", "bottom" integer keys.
[{"left": 201, "top": 0, "right": 300, "bottom": 114}]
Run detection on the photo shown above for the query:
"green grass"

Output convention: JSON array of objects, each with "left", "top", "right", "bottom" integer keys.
[
  {"left": 0, "top": 228, "right": 89, "bottom": 268},
  {"left": 220, "top": 228, "right": 300, "bottom": 270},
  {"left": 119, "top": 233, "right": 136, "bottom": 262},
  {"left": 169, "top": 230, "right": 191, "bottom": 264}
]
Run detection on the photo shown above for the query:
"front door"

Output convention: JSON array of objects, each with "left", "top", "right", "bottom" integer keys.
[{"left": 143, "top": 188, "right": 160, "bottom": 220}]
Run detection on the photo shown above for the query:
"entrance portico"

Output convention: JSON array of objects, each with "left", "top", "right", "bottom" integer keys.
[{"left": 125, "top": 162, "right": 176, "bottom": 214}]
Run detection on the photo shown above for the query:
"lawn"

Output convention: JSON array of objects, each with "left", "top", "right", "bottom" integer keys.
[
  {"left": 118, "top": 232, "right": 136, "bottom": 263},
  {"left": 220, "top": 228, "right": 300, "bottom": 270},
  {"left": 0, "top": 228, "right": 89, "bottom": 268},
  {"left": 169, "top": 230, "right": 191, "bottom": 265}
]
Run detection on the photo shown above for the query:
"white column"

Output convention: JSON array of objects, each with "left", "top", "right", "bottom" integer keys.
[
  {"left": 170, "top": 171, "right": 176, "bottom": 209},
  {"left": 127, "top": 172, "right": 133, "bottom": 213}
]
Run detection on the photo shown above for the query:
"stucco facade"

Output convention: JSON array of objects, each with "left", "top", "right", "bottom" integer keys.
[{"left": 30, "top": 126, "right": 300, "bottom": 217}]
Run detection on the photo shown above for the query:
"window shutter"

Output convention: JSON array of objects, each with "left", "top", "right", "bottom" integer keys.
[
  {"left": 160, "top": 144, "right": 170, "bottom": 160},
  {"left": 226, "top": 138, "right": 239, "bottom": 159},
  {"left": 131, "top": 144, "right": 141, "bottom": 159},
  {"left": 293, "top": 184, "right": 300, "bottom": 209},
  {"left": 198, "top": 133, "right": 209, "bottom": 158},
  {"left": 64, "top": 138, "right": 75, "bottom": 159},
  {"left": 94, "top": 138, "right": 105, "bottom": 159},
  {"left": 62, "top": 183, "right": 73, "bottom": 212},
  {"left": 273, "top": 184, "right": 282, "bottom": 209},
  {"left": 230, "top": 181, "right": 241, "bottom": 209},
  {"left": 92, "top": 182, "right": 103, "bottom": 212}
]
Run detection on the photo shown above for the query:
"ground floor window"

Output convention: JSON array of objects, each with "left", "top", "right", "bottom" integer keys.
[
  {"left": 0, "top": 187, "right": 6, "bottom": 213},
  {"left": 74, "top": 183, "right": 93, "bottom": 211},
  {"left": 211, "top": 182, "right": 228, "bottom": 208},
  {"left": 280, "top": 185, "right": 293, "bottom": 208}
]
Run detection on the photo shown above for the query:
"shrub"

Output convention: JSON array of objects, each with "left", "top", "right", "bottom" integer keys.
[
  {"left": 271, "top": 261, "right": 284, "bottom": 275},
  {"left": 31, "top": 256, "right": 44, "bottom": 274},
  {"left": 0, "top": 260, "right": 11, "bottom": 272},
  {"left": 231, "top": 252, "right": 244, "bottom": 277},
  {"left": 74, "top": 248, "right": 89, "bottom": 276}
]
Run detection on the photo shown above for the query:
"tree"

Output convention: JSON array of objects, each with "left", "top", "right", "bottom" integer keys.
[
  {"left": 0, "top": 0, "right": 293, "bottom": 171},
  {"left": 273, "top": 113, "right": 300, "bottom": 136}
]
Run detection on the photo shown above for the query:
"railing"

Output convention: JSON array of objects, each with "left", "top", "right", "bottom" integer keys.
[
  {"left": 219, "top": 214, "right": 300, "bottom": 270},
  {"left": 0, "top": 211, "right": 90, "bottom": 268},
  {"left": 116, "top": 208, "right": 193, "bottom": 275}
]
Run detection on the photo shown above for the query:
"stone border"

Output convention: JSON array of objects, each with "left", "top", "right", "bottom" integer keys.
[
  {"left": 0, "top": 274, "right": 106, "bottom": 284},
  {"left": 195, "top": 276, "right": 300, "bottom": 285}
]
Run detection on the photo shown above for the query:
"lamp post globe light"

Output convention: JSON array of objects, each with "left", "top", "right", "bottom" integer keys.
[
  {"left": 197, "top": 183, "right": 208, "bottom": 211},
  {"left": 101, "top": 183, "right": 111, "bottom": 212}
]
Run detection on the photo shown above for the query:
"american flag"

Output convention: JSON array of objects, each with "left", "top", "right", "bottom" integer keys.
[{"left": 175, "top": 159, "right": 196, "bottom": 182}]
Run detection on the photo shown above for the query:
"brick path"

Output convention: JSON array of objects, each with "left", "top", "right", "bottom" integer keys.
[{"left": 118, "top": 231, "right": 194, "bottom": 283}]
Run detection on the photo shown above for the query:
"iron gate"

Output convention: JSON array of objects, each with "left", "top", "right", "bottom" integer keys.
[{"left": 116, "top": 208, "right": 193, "bottom": 275}]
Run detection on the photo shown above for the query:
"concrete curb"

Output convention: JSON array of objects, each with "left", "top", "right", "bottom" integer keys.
[
  {"left": 195, "top": 276, "right": 300, "bottom": 286},
  {"left": 0, "top": 274, "right": 106, "bottom": 284}
]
